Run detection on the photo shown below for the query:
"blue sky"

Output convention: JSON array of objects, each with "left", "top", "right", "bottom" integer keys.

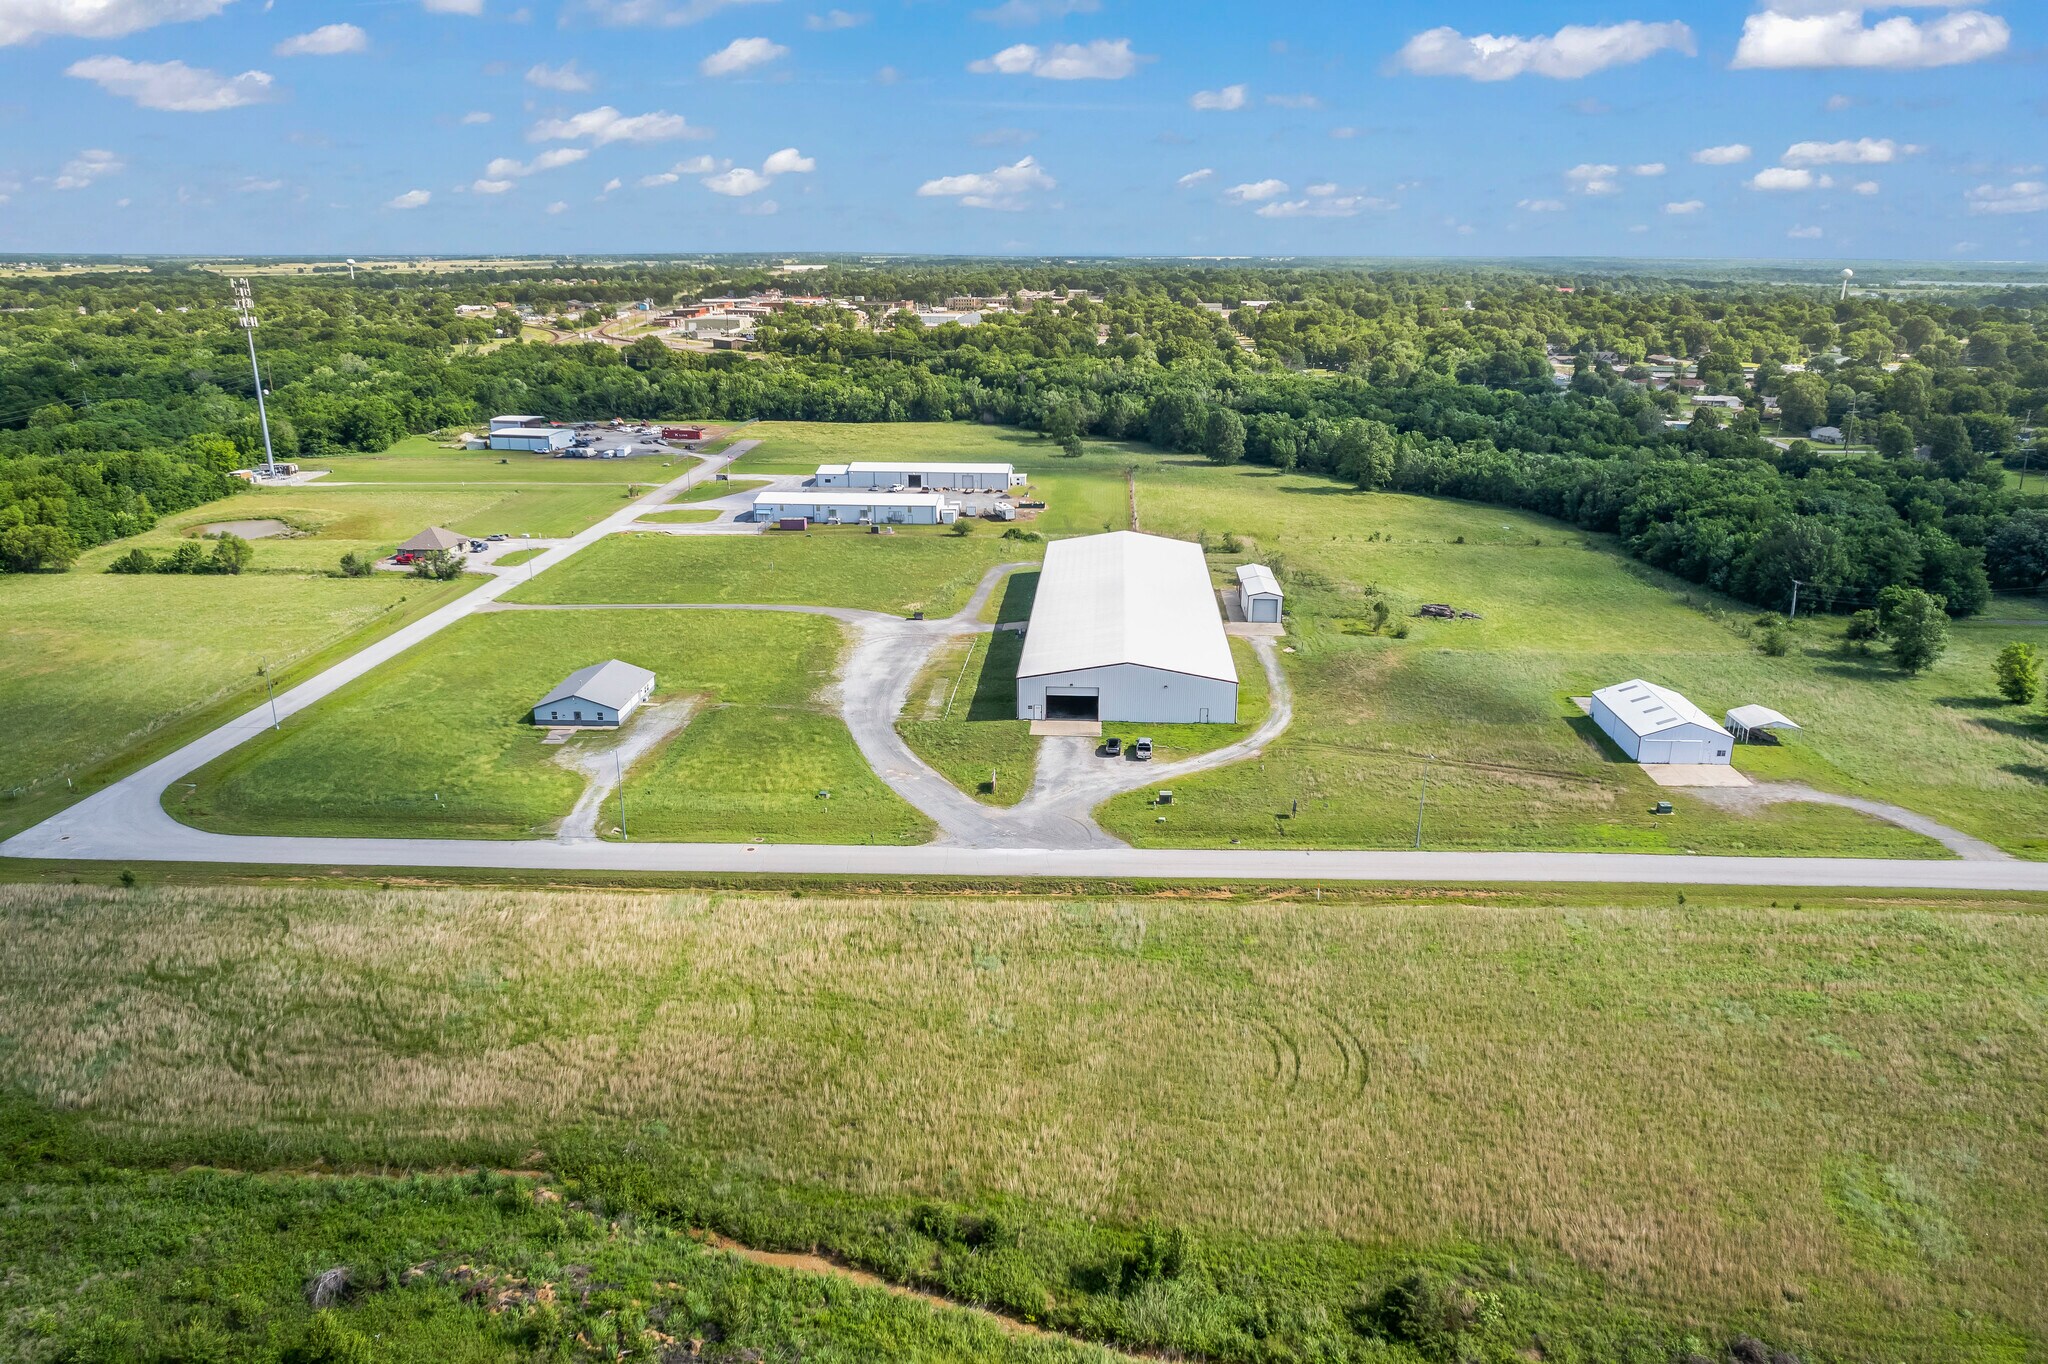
[{"left": 0, "top": 0, "right": 2041, "bottom": 259}]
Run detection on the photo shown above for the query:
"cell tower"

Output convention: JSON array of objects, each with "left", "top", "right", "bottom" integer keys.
[
  {"left": 229, "top": 277, "right": 279, "bottom": 479},
  {"left": 1839, "top": 267, "right": 1855, "bottom": 302}
]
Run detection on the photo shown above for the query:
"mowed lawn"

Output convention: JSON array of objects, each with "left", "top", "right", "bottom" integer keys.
[
  {"left": 300, "top": 432, "right": 678, "bottom": 484},
  {"left": 1094, "top": 460, "right": 2047, "bottom": 857},
  {"left": 509, "top": 526, "right": 1045, "bottom": 618},
  {"left": 93, "top": 481, "right": 635, "bottom": 576},
  {"left": 178, "top": 609, "right": 930, "bottom": 843},
  {"left": 0, "top": 570, "right": 462, "bottom": 810},
  {"left": 11, "top": 882, "right": 2048, "bottom": 1362}
]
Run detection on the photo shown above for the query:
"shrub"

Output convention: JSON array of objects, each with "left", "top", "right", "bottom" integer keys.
[
  {"left": 1759, "top": 622, "right": 1791, "bottom": 657},
  {"left": 203, "top": 533, "right": 253, "bottom": 575},
  {"left": 286, "top": 1311, "right": 374, "bottom": 1364},
  {"left": 338, "top": 551, "right": 375, "bottom": 578},
  {"left": 1001, "top": 527, "right": 1042, "bottom": 542},
  {"left": 1845, "top": 609, "right": 1883, "bottom": 643},
  {"left": 105, "top": 548, "right": 156, "bottom": 574},
  {"left": 1220, "top": 531, "right": 1242, "bottom": 553},
  {"left": 948, "top": 519, "right": 974, "bottom": 536},
  {"left": 1994, "top": 641, "right": 2042, "bottom": 705},
  {"left": 411, "top": 549, "right": 466, "bottom": 581}
]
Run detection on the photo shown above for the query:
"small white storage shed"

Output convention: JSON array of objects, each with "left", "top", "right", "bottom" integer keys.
[
  {"left": 1236, "top": 564, "right": 1284, "bottom": 623},
  {"left": 1589, "top": 679, "right": 1734, "bottom": 765}
]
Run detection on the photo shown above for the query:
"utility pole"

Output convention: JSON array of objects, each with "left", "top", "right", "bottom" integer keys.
[
  {"left": 230, "top": 277, "right": 279, "bottom": 479},
  {"left": 1414, "top": 754, "right": 1435, "bottom": 849},
  {"left": 1789, "top": 578, "right": 1806, "bottom": 620},
  {"left": 260, "top": 661, "right": 279, "bottom": 730}
]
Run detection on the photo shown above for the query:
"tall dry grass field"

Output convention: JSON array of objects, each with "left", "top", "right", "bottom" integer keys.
[{"left": 3, "top": 882, "right": 2044, "bottom": 1352}]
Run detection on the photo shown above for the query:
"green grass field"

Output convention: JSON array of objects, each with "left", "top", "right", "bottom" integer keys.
[
  {"left": 178, "top": 610, "right": 930, "bottom": 844},
  {"left": 1087, "top": 461, "right": 2047, "bottom": 857},
  {"left": 637, "top": 507, "right": 724, "bottom": 524},
  {"left": 0, "top": 569, "right": 468, "bottom": 817},
  {"left": 300, "top": 432, "right": 674, "bottom": 484},
  {"left": 8, "top": 881, "right": 2046, "bottom": 1363},
  {"left": 509, "top": 528, "right": 1043, "bottom": 618}
]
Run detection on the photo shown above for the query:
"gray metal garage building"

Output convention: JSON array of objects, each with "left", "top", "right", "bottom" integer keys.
[{"left": 1016, "top": 531, "right": 1238, "bottom": 724}]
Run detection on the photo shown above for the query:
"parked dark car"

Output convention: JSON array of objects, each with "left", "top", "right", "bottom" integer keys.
[{"left": 1103, "top": 737, "right": 1123, "bottom": 758}]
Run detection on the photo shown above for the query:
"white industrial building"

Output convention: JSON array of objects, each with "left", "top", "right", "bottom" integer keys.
[
  {"left": 1236, "top": 564, "right": 1284, "bottom": 623},
  {"left": 813, "top": 462, "right": 1023, "bottom": 492},
  {"left": 533, "top": 660, "right": 655, "bottom": 728},
  {"left": 489, "top": 415, "right": 573, "bottom": 453},
  {"left": 1016, "top": 531, "right": 1237, "bottom": 724},
  {"left": 1588, "top": 679, "right": 1734, "bottom": 765},
  {"left": 751, "top": 490, "right": 960, "bottom": 526}
]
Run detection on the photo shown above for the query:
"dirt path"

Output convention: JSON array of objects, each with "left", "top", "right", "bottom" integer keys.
[
  {"left": 701, "top": 1235, "right": 1144, "bottom": 1359},
  {"left": 551, "top": 698, "right": 700, "bottom": 841},
  {"left": 1694, "top": 781, "right": 2013, "bottom": 861}
]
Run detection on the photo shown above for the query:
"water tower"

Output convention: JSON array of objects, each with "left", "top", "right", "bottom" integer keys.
[{"left": 1839, "top": 267, "right": 1854, "bottom": 302}]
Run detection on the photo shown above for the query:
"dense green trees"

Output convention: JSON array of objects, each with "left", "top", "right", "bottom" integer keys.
[{"left": 3, "top": 259, "right": 2044, "bottom": 620}]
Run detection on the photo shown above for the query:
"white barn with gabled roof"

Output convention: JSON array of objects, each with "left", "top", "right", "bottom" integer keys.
[
  {"left": 1589, "top": 679, "right": 1733, "bottom": 765},
  {"left": 1016, "top": 531, "right": 1237, "bottom": 724}
]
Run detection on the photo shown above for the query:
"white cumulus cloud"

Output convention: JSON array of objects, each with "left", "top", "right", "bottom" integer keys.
[
  {"left": 1256, "top": 194, "right": 1393, "bottom": 219},
  {"left": 1396, "top": 20, "right": 1694, "bottom": 81},
  {"left": 460, "top": 110, "right": 493, "bottom": 125},
  {"left": 1733, "top": 5, "right": 2008, "bottom": 69},
  {"left": 1566, "top": 163, "right": 1621, "bottom": 195},
  {"left": 548, "top": 200, "right": 569, "bottom": 213},
  {"left": 1782, "top": 136, "right": 1918, "bottom": 165},
  {"left": 1631, "top": 162, "right": 1667, "bottom": 177},
  {"left": 0, "top": 0, "right": 227, "bottom": 47},
  {"left": 700, "top": 148, "right": 812, "bottom": 196},
  {"left": 386, "top": 188, "right": 431, "bottom": 208},
  {"left": 701, "top": 36, "right": 787, "bottom": 76},
  {"left": 704, "top": 167, "right": 771, "bottom": 195},
  {"left": 526, "top": 61, "right": 593, "bottom": 92},
  {"left": 917, "top": 155, "right": 1055, "bottom": 210},
  {"left": 66, "top": 55, "right": 274, "bottom": 111},
  {"left": 53, "top": 148, "right": 123, "bottom": 190},
  {"left": 1665, "top": 199, "right": 1706, "bottom": 214},
  {"left": 806, "top": 9, "right": 866, "bottom": 29},
  {"left": 423, "top": 0, "right": 484, "bottom": 13},
  {"left": 1692, "top": 143, "right": 1754, "bottom": 165},
  {"left": 1190, "top": 83, "right": 1248, "bottom": 111},
  {"left": 1750, "top": 166, "right": 1834, "bottom": 190},
  {"left": 762, "top": 147, "right": 814, "bottom": 175},
  {"left": 275, "top": 23, "right": 367, "bottom": 56},
  {"left": 484, "top": 147, "right": 590, "bottom": 177},
  {"left": 472, "top": 178, "right": 515, "bottom": 194},
  {"left": 1177, "top": 168, "right": 1214, "bottom": 188},
  {"left": 1966, "top": 182, "right": 2048, "bottom": 215},
  {"left": 1517, "top": 198, "right": 1566, "bottom": 212},
  {"left": 1853, "top": 179, "right": 1881, "bottom": 194},
  {"left": 529, "top": 106, "right": 705, "bottom": 144},
  {"left": 1224, "top": 178, "right": 1289, "bottom": 203},
  {"left": 1788, "top": 224, "right": 1824, "bottom": 239},
  {"left": 968, "top": 38, "right": 1140, "bottom": 79}
]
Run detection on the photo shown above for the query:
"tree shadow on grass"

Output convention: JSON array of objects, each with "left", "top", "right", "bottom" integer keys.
[
  {"left": 966, "top": 629, "right": 1025, "bottom": 722},
  {"left": 1970, "top": 713, "right": 2048, "bottom": 742},
  {"left": 2006, "top": 764, "right": 2048, "bottom": 786},
  {"left": 993, "top": 570, "right": 1038, "bottom": 625},
  {"left": 1933, "top": 695, "right": 2006, "bottom": 712}
]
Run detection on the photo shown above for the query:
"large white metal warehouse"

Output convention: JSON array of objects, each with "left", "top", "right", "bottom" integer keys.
[
  {"left": 1588, "top": 679, "right": 1734, "bottom": 765},
  {"left": 1016, "top": 531, "right": 1238, "bottom": 724},
  {"left": 813, "top": 462, "right": 1023, "bottom": 491},
  {"left": 751, "top": 490, "right": 960, "bottom": 525}
]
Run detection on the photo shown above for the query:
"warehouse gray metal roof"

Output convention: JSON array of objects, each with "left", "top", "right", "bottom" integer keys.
[
  {"left": 1018, "top": 531, "right": 1236, "bottom": 684},
  {"left": 537, "top": 660, "right": 655, "bottom": 711}
]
